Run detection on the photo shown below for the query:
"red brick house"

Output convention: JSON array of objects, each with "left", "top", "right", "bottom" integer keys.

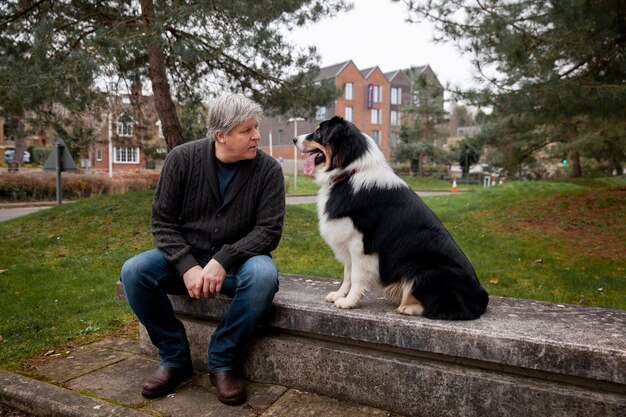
[
  {"left": 258, "top": 60, "right": 434, "bottom": 164},
  {"left": 88, "top": 90, "right": 167, "bottom": 172}
]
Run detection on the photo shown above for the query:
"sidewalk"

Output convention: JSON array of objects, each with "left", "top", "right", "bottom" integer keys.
[{"left": 1, "top": 333, "right": 398, "bottom": 417}]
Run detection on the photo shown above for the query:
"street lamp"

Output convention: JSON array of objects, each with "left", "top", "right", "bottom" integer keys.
[
  {"left": 107, "top": 84, "right": 116, "bottom": 178},
  {"left": 287, "top": 117, "right": 304, "bottom": 192}
]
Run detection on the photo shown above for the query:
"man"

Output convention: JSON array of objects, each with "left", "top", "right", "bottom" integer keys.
[{"left": 120, "top": 94, "right": 285, "bottom": 405}]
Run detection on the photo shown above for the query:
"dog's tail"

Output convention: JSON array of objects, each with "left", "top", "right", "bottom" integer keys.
[{"left": 413, "top": 272, "right": 489, "bottom": 320}]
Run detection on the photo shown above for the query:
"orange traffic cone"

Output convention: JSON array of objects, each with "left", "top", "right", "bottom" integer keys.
[{"left": 452, "top": 177, "right": 458, "bottom": 193}]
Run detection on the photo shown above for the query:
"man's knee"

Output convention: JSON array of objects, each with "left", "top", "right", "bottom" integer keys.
[
  {"left": 120, "top": 249, "right": 164, "bottom": 290},
  {"left": 240, "top": 256, "right": 279, "bottom": 297}
]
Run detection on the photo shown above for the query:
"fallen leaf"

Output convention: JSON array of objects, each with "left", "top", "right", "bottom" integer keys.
[
  {"left": 533, "top": 259, "right": 543, "bottom": 264},
  {"left": 44, "top": 350, "right": 56, "bottom": 356},
  {"left": 0, "top": 269, "right": 7, "bottom": 274},
  {"left": 489, "top": 277, "right": 499, "bottom": 284}
]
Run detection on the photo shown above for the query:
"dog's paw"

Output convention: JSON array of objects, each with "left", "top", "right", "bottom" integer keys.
[
  {"left": 334, "top": 297, "right": 359, "bottom": 309},
  {"left": 397, "top": 303, "right": 424, "bottom": 316},
  {"left": 325, "top": 291, "right": 345, "bottom": 303}
]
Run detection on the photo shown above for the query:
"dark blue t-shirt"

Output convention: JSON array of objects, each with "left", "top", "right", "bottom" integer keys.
[{"left": 216, "top": 159, "right": 240, "bottom": 200}]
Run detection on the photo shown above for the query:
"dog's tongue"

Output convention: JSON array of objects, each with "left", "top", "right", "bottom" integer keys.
[{"left": 303, "top": 153, "right": 317, "bottom": 177}]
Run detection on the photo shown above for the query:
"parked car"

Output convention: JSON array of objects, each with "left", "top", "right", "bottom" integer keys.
[{"left": 4, "top": 149, "right": 30, "bottom": 163}]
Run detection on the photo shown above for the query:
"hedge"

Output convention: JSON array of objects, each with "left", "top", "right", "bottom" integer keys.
[{"left": 0, "top": 172, "right": 160, "bottom": 201}]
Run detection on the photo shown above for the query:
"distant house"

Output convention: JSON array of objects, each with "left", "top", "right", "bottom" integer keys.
[
  {"left": 384, "top": 69, "right": 412, "bottom": 150},
  {"left": 258, "top": 60, "right": 444, "bottom": 168},
  {"left": 88, "top": 88, "right": 167, "bottom": 172}
]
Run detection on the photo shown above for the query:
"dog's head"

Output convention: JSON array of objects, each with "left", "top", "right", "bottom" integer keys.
[{"left": 293, "top": 116, "right": 369, "bottom": 176}]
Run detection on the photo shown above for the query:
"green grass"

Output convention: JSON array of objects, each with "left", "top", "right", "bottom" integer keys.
[
  {"left": 1, "top": 178, "right": 625, "bottom": 370},
  {"left": 284, "top": 175, "right": 319, "bottom": 195},
  {"left": 285, "top": 174, "right": 482, "bottom": 194}
]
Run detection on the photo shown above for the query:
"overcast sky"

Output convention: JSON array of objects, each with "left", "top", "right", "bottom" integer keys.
[{"left": 285, "top": 0, "right": 476, "bottom": 92}]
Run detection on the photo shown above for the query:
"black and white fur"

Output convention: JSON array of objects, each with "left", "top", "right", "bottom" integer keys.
[{"left": 294, "top": 116, "right": 488, "bottom": 320}]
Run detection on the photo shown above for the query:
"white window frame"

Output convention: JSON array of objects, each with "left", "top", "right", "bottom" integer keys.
[
  {"left": 371, "top": 108, "right": 381, "bottom": 124},
  {"left": 113, "top": 146, "right": 140, "bottom": 164},
  {"left": 116, "top": 119, "right": 133, "bottom": 137},
  {"left": 372, "top": 85, "right": 383, "bottom": 103},
  {"left": 345, "top": 106, "right": 353, "bottom": 122},
  {"left": 390, "top": 110, "right": 399, "bottom": 126},
  {"left": 391, "top": 87, "right": 402, "bottom": 105},
  {"left": 96, "top": 148, "right": 103, "bottom": 162},
  {"left": 345, "top": 82, "right": 354, "bottom": 100}
]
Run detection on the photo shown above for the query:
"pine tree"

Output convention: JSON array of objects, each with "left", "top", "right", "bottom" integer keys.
[
  {"left": 0, "top": 1, "right": 348, "bottom": 151},
  {"left": 400, "top": 0, "right": 626, "bottom": 177}
]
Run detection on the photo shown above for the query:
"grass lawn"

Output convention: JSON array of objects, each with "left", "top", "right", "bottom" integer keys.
[
  {"left": 284, "top": 174, "right": 482, "bottom": 194},
  {"left": 0, "top": 178, "right": 624, "bottom": 371}
]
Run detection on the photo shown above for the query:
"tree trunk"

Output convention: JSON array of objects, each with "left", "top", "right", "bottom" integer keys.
[
  {"left": 570, "top": 150, "right": 583, "bottom": 177},
  {"left": 418, "top": 154, "right": 424, "bottom": 177},
  {"left": 14, "top": 119, "right": 26, "bottom": 164},
  {"left": 140, "top": 0, "right": 184, "bottom": 151}
]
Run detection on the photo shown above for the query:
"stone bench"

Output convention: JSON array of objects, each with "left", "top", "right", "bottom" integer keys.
[{"left": 116, "top": 274, "right": 626, "bottom": 417}]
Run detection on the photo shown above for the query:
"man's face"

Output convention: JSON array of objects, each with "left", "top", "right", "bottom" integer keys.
[{"left": 216, "top": 118, "right": 260, "bottom": 163}]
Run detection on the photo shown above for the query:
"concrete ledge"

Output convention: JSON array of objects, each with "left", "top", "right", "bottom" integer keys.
[
  {"left": 0, "top": 370, "right": 148, "bottom": 417},
  {"left": 116, "top": 274, "right": 626, "bottom": 416}
]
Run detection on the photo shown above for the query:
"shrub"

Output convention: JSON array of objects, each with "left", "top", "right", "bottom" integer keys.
[
  {"left": 29, "top": 146, "right": 53, "bottom": 165},
  {"left": 0, "top": 172, "right": 160, "bottom": 202}
]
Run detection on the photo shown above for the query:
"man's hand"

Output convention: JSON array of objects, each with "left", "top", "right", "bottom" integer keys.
[{"left": 182, "top": 259, "right": 227, "bottom": 299}]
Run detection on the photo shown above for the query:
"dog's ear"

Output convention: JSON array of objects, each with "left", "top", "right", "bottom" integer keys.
[{"left": 324, "top": 118, "right": 358, "bottom": 169}]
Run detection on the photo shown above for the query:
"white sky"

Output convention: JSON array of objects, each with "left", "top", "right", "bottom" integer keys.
[{"left": 285, "top": 0, "right": 476, "bottom": 94}]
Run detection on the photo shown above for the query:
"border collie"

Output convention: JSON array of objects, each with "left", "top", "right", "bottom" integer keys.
[{"left": 293, "top": 116, "right": 488, "bottom": 320}]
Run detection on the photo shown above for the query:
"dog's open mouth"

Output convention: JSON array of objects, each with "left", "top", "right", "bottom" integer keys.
[{"left": 303, "top": 151, "right": 326, "bottom": 176}]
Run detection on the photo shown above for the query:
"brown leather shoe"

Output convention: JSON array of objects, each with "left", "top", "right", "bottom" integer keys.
[
  {"left": 142, "top": 365, "right": 193, "bottom": 399},
  {"left": 209, "top": 371, "right": 247, "bottom": 405}
]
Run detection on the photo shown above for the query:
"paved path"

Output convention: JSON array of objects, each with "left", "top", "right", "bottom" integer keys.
[
  {"left": 282, "top": 190, "right": 456, "bottom": 205},
  {"left": 0, "top": 336, "right": 399, "bottom": 417},
  {"left": 0, "top": 206, "right": 51, "bottom": 222},
  {"left": 0, "top": 191, "right": 458, "bottom": 222}
]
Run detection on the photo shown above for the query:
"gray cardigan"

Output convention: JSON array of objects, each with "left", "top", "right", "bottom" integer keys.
[{"left": 151, "top": 138, "right": 286, "bottom": 276}]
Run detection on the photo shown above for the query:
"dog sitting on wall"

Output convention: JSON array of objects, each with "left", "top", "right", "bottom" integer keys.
[{"left": 293, "top": 116, "right": 488, "bottom": 320}]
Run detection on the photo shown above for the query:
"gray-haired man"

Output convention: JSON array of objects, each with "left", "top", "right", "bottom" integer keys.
[{"left": 121, "top": 94, "right": 285, "bottom": 405}]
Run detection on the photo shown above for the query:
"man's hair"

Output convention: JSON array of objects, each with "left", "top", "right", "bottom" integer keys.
[{"left": 207, "top": 94, "right": 263, "bottom": 140}]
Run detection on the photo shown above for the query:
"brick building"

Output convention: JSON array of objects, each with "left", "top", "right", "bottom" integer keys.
[
  {"left": 258, "top": 60, "right": 444, "bottom": 168},
  {"left": 88, "top": 89, "right": 167, "bottom": 172}
]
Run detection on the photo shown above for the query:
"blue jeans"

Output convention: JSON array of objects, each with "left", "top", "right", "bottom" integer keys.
[{"left": 120, "top": 248, "right": 279, "bottom": 372}]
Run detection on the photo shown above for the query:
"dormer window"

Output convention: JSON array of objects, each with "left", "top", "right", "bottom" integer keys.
[{"left": 116, "top": 112, "right": 134, "bottom": 137}]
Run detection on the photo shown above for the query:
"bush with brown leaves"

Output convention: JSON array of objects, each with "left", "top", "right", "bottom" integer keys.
[{"left": 0, "top": 171, "right": 160, "bottom": 202}]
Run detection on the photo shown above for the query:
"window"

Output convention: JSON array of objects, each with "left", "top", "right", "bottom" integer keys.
[
  {"left": 114, "top": 147, "right": 140, "bottom": 164},
  {"left": 278, "top": 129, "right": 285, "bottom": 144},
  {"left": 372, "top": 85, "right": 383, "bottom": 103},
  {"left": 96, "top": 148, "right": 103, "bottom": 162},
  {"left": 344, "top": 82, "right": 354, "bottom": 100},
  {"left": 371, "top": 108, "right": 381, "bottom": 124},
  {"left": 391, "top": 87, "right": 402, "bottom": 105},
  {"left": 315, "top": 106, "right": 326, "bottom": 120},
  {"left": 371, "top": 130, "right": 381, "bottom": 146},
  {"left": 116, "top": 113, "right": 134, "bottom": 137},
  {"left": 390, "top": 110, "right": 399, "bottom": 126},
  {"left": 345, "top": 106, "right": 353, "bottom": 122}
]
